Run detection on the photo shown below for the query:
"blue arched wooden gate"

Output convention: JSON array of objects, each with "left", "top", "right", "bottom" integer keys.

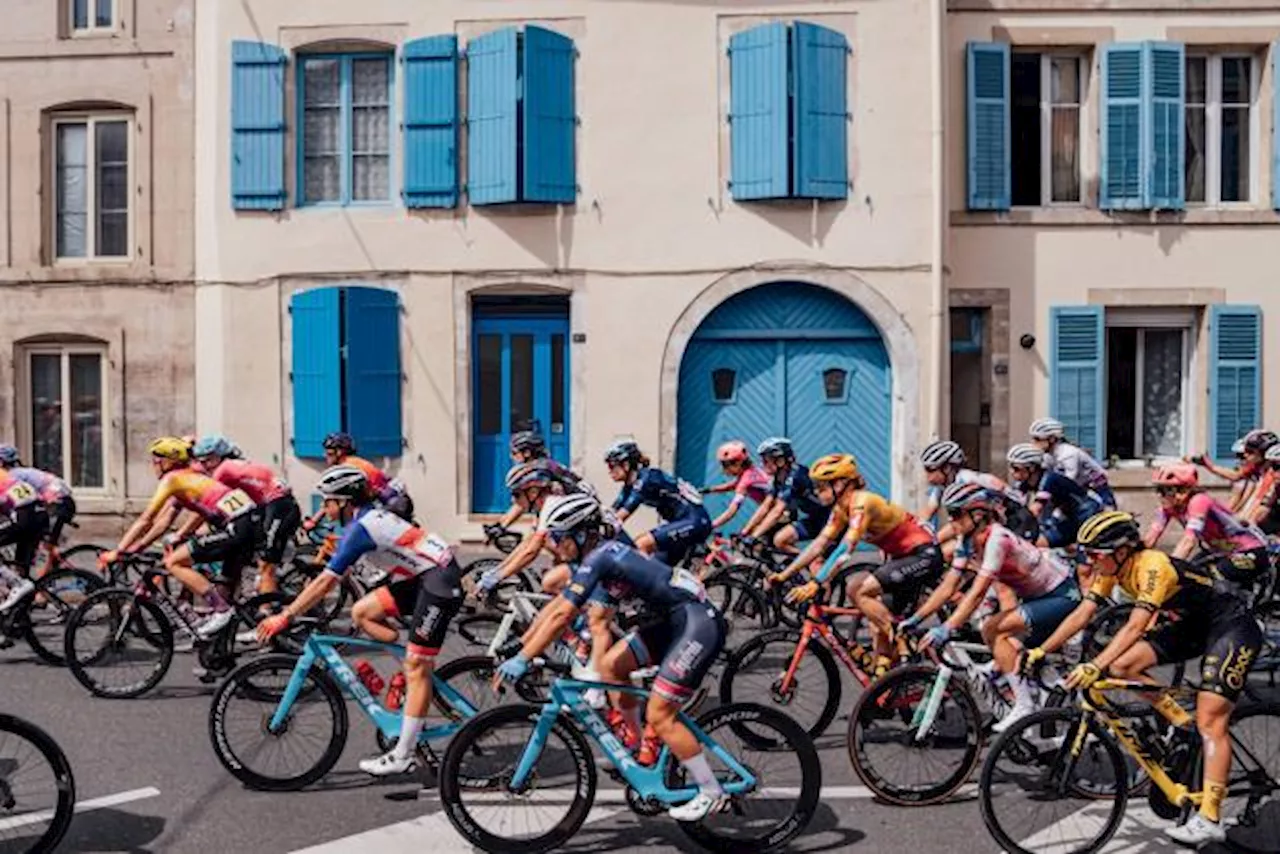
[{"left": 676, "top": 283, "right": 892, "bottom": 529}]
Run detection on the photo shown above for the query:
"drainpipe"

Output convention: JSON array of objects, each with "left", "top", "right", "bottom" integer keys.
[{"left": 927, "top": 0, "right": 947, "bottom": 442}]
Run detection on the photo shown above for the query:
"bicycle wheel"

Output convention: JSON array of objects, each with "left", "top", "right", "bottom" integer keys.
[
  {"left": 1218, "top": 700, "right": 1280, "bottom": 842},
  {"left": 209, "top": 653, "right": 348, "bottom": 791},
  {"left": 64, "top": 587, "right": 174, "bottom": 699},
  {"left": 674, "top": 703, "right": 822, "bottom": 853},
  {"left": 454, "top": 613, "right": 507, "bottom": 649},
  {"left": 276, "top": 563, "right": 347, "bottom": 627},
  {"left": 847, "top": 663, "right": 983, "bottom": 805},
  {"left": 462, "top": 559, "right": 532, "bottom": 610},
  {"left": 719, "top": 628, "right": 841, "bottom": 740},
  {"left": 0, "top": 714, "right": 75, "bottom": 854},
  {"left": 979, "top": 706, "right": 1128, "bottom": 854},
  {"left": 55, "top": 543, "right": 108, "bottom": 573},
  {"left": 703, "top": 576, "right": 773, "bottom": 648},
  {"left": 439, "top": 704, "right": 596, "bottom": 854},
  {"left": 21, "top": 567, "right": 105, "bottom": 666}
]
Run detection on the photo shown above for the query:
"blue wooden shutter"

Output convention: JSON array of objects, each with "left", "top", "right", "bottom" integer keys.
[
  {"left": 1147, "top": 41, "right": 1185, "bottom": 210},
  {"left": 791, "top": 22, "right": 849, "bottom": 200},
  {"left": 728, "top": 23, "right": 790, "bottom": 200},
  {"left": 290, "top": 288, "right": 343, "bottom": 458},
  {"left": 344, "top": 287, "right": 403, "bottom": 458},
  {"left": 1101, "top": 43, "right": 1145, "bottom": 210},
  {"left": 522, "top": 26, "right": 577, "bottom": 204},
  {"left": 402, "top": 35, "right": 459, "bottom": 208},
  {"left": 1049, "top": 306, "right": 1105, "bottom": 459},
  {"left": 1273, "top": 43, "right": 1280, "bottom": 209},
  {"left": 466, "top": 28, "right": 519, "bottom": 205},
  {"left": 1208, "top": 305, "right": 1262, "bottom": 462},
  {"left": 965, "top": 42, "right": 1010, "bottom": 211},
  {"left": 231, "top": 41, "right": 288, "bottom": 210}
]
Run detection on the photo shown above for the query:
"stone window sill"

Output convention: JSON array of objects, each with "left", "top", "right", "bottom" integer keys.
[{"left": 951, "top": 208, "right": 1280, "bottom": 227}]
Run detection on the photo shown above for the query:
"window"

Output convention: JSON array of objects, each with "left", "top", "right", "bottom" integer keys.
[
  {"left": 299, "top": 55, "right": 392, "bottom": 205},
  {"left": 822, "top": 368, "right": 848, "bottom": 402},
  {"left": 711, "top": 369, "right": 737, "bottom": 403},
  {"left": 1011, "top": 53, "right": 1081, "bottom": 205},
  {"left": 53, "top": 115, "right": 130, "bottom": 260},
  {"left": 1185, "top": 54, "right": 1255, "bottom": 204},
  {"left": 69, "top": 0, "right": 116, "bottom": 34},
  {"left": 24, "top": 346, "right": 106, "bottom": 489},
  {"left": 1105, "top": 315, "right": 1192, "bottom": 460}
]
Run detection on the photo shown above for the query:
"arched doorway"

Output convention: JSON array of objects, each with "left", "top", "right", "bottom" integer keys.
[{"left": 676, "top": 282, "right": 892, "bottom": 527}]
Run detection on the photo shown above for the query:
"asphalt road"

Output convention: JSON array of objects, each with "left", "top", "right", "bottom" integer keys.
[{"left": 3, "top": 624, "right": 1278, "bottom": 853}]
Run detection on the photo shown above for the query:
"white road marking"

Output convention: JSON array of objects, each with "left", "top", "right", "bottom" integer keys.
[{"left": 0, "top": 786, "right": 161, "bottom": 832}]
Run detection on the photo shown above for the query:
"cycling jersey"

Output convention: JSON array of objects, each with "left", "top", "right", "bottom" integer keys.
[
  {"left": 1087, "top": 548, "right": 1224, "bottom": 617},
  {"left": 727, "top": 465, "right": 771, "bottom": 507},
  {"left": 1146, "top": 492, "right": 1266, "bottom": 554},
  {"left": 7, "top": 467, "right": 70, "bottom": 502},
  {"left": 543, "top": 459, "right": 595, "bottom": 497},
  {"left": 1242, "top": 468, "right": 1277, "bottom": 522},
  {"left": 144, "top": 469, "right": 256, "bottom": 523},
  {"left": 208, "top": 459, "right": 290, "bottom": 506},
  {"left": 563, "top": 539, "right": 706, "bottom": 612},
  {"left": 0, "top": 473, "right": 41, "bottom": 513},
  {"left": 1047, "top": 442, "right": 1109, "bottom": 491},
  {"left": 820, "top": 490, "right": 934, "bottom": 558},
  {"left": 953, "top": 524, "right": 1073, "bottom": 600},
  {"left": 1032, "top": 470, "right": 1100, "bottom": 519},
  {"left": 325, "top": 507, "right": 456, "bottom": 584},
  {"left": 771, "top": 464, "right": 827, "bottom": 521},
  {"left": 613, "top": 467, "right": 704, "bottom": 522},
  {"left": 342, "top": 455, "right": 392, "bottom": 497}
]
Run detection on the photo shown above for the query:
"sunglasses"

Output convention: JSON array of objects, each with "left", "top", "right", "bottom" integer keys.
[
  {"left": 1154, "top": 486, "right": 1183, "bottom": 497},
  {"left": 923, "top": 464, "right": 944, "bottom": 473},
  {"left": 1083, "top": 548, "right": 1114, "bottom": 561}
]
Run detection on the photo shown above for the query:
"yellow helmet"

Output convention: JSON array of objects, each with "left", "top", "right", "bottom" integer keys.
[
  {"left": 809, "top": 453, "right": 860, "bottom": 482},
  {"left": 148, "top": 436, "right": 191, "bottom": 463},
  {"left": 1077, "top": 511, "right": 1142, "bottom": 551}
]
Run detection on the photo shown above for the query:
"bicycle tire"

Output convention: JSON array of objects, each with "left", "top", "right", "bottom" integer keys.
[
  {"left": 454, "top": 613, "right": 507, "bottom": 648},
  {"left": 20, "top": 567, "right": 106, "bottom": 666},
  {"left": 56, "top": 543, "right": 108, "bottom": 572},
  {"left": 718, "top": 628, "right": 842, "bottom": 740},
  {"left": 702, "top": 576, "right": 773, "bottom": 646},
  {"left": 64, "top": 587, "right": 174, "bottom": 699},
  {"left": 439, "top": 704, "right": 596, "bottom": 854},
  {"left": 277, "top": 563, "right": 347, "bottom": 626},
  {"left": 0, "top": 713, "right": 76, "bottom": 854},
  {"left": 979, "top": 706, "right": 1128, "bottom": 854},
  {"left": 208, "top": 653, "right": 349, "bottom": 791}
]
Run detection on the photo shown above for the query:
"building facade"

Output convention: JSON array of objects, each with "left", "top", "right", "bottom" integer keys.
[{"left": 0, "top": 0, "right": 196, "bottom": 538}]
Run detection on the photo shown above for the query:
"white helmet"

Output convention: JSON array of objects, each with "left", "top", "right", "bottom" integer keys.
[
  {"left": 315, "top": 465, "right": 369, "bottom": 500},
  {"left": 1029, "top": 418, "right": 1065, "bottom": 440},
  {"left": 1232, "top": 438, "right": 1247, "bottom": 456},
  {"left": 1007, "top": 443, "right": 1049, "bottom": 468},
  {"left": 921, "top": 440, "right": 966, "bottom": 468},
  {"left": 537, "top": 494, "right": 603, "bottom": 536},
  {"left": 1265, "top": 443, "right": 1280, "bottom": 463}
]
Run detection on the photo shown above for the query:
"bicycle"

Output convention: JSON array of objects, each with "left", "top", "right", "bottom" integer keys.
[
  {"left": 0, "top": 712, "right": 76, "bottom": 854},
  {"left": 979, "top": 677, "right": 1280, "bottom": 854},
  {"left": 0, "top": 558, "right": 105, "bottom": 666},
  {"left": 209, "top": 632, "right": 496, "bottom": 790},
  {"left": 438, "top": 658, "right": 822, "bottom": 854}
]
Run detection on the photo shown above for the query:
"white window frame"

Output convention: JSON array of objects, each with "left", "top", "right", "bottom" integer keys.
[
  {"left": 51, "top": 113, "right": 133, "bottom": 263},
  {"left": 1105, "top": 309, "right": 1196, "bottom": 463},
  {"left": 20, "top": 344, "right": 109, "bottom": 494},
  {"left": 68, "top": 0, "right": 120, "bottom": 35},
  {"left": 1186, "top": 52, "right": 1259, "bottom": 207},
  {"left": 1039, "top": 53, "right": 1085, "bottom": 207}
]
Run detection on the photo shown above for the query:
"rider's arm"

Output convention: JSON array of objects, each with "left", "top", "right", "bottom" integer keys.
[
  {"left": 776, "top": 530, "right": 832, "bottom": 582},
  {"left": 493, "top": 531, "right": 547, "bottom": 583},
  {"left": 738, "top": 495, "right": 774, "bottom": 537},
  {"left": 1199, "top": 459, "right": 1242, "bottom": 482},
  {"left": 814, "top": 506, "right": 870, "bottom": 584},
  {"left": 519, "top": 596, "right": 579, "bottom": 660},
  {"left": 702, "top": 481, "right": 736, "bottom": 495},
  {"left": 281, "top": 567, "right": 339, "bottom": 619},
  {"left": 910, "top": 568, "right": 965, "bottom": 622},
  {"left": 711, "top": 491, "right": 746, "bottom": 529},
  {"left": 129, "top": 503, "right": 182, "bottom": 553},
  {"left": 941, "top": 571, "right": 993, "bottom": 631},
  {"left": 1035, "top": 598, "right": 1099, "bottom": 654},
  {"left": 752, "top": 499, "right": 788, "bottom": 538},
  {"left": 1171, "top": 531, "right": 1198, "bottom": 561},
  {"left": 171, "top": 509, "right": 204, "bottom": 542},
  {"left": 1091, "top": 604, "right": 1154, "bottom": 672}
]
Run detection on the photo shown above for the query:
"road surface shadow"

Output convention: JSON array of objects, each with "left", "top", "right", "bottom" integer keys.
[{"left": 58, "top": 806, "right": 166, "bottom": 852}]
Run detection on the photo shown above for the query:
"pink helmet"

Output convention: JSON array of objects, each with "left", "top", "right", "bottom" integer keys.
[
  {"left": 1152, "top": 463, "right": 1198, "bottom": 488},
  {"left": 717, "top": 441, "right": 750, "bottom": 464}
]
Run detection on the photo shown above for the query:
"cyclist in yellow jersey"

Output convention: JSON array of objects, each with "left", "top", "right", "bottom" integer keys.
[
  {"left": 99, "top": 437, "right": 259, "bottom": 638},
  {"left": 1022, "top": 511, "right": 1263, "bottom": 846},
  {"left": 771, "top": 453, "right": 941, "bottom": 674}
]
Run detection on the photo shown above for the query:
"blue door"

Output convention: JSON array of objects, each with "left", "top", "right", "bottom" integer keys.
[{"left": 473, "top": 315, "right": 570, "bottom": 512}]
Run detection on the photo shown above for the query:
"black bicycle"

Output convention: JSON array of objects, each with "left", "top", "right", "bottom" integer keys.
[
  {"left": 0, "top": 563, "right": 105, "bottom": 666},
  {"left": 0, "top": 713, "right": 75, "bottom": 854}
]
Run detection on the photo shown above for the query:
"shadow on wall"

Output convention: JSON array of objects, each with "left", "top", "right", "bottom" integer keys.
[
  {"left": 465, "top": 205, "right": 577, "bottom": 270},
  {"left": 738, "top": 198, "right": 846, "bottom": 248}
]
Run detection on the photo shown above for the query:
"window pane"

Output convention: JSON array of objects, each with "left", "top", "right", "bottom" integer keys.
[
  {"left": 351, "top": 59, "right": 389, "bottom": 202},
  {"left": 1221, "top": 106, "right": 1250, "bottom": 202},
  {"left": 711, "top": 369, "right": 736, "bottom": 402},
  {"left": 95, "top": 0, "right": 112, "bottom": 27},
  {"left": 1050, "top": 107, "right": 1080, "bottom": 202},
  {"left": 96, "top": 121, "right": 129, "bottom": 257},
  {"left": 352, "top": 156, "right": 389, "bottom": 201},
  {"left": 476, "top": 335, "right": 502, "bottom": 435},
  {"left": 1221, "top": 57, "right": 1250, "bottom": 105},
  {"left": 1185, "top": 105, "right": 1206, "bottom": 203},
  {"left": 72, "top": 0, "right": 88, "bottom": 29},
  {"left": 69, "top": 354, "right": 103, "bottom": 488},
  {"left": 509, "top": 336, "right": 534, "bottom": 432},
  {"left": 303, "top": 59, "right": 340, "bottom": 106},
  {"left": 30, "top": 355, "right": 64, "bottom": 477},
  {"left": 1010, "top": 54, "right": 1042, "bottom": 207},
  {"left": 1049, "top": 57, "right": 1079, "bottom": 105},
  {"left": 352, "top": 107, "right": 389, "bottom": 152},
  {"left": 1105, "top": 327, "right": 1138, "bottom": 458},
  {"left": 1141, "top": 330, "right": 1184, "bottom": 458},
  {"left": 1186, "top": 57, "right": 1207, "bottom": 105},
  {"left": 550, "top": 334, "right": 565, "bottom": 433},
  {"left": 352, "top": 59, "right": 389, "bottom": 106},
  {"left": 56, "top": 123, "right": 88, "bottom": 258},
  {"left": 823, "top": 369, "right": 847, "bottom": 401}
]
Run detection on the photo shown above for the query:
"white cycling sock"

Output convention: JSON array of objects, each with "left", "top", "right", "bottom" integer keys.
[
  {"left": 393, "top": 715, "right": 426, "bottom": 760},
  {"left": 681, "top": 752, "right": 723, "bottom": 795},
  {"left": 1007, "top": 673, "right": 1033, "bottom": 706}
]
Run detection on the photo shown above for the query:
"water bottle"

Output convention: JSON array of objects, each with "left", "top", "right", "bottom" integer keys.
[
  {"left": 385, "top": 672, "right": 406, "bottom": 711},
  {"left": 354, "top": 659, "right": 384, "bottom": 696}
]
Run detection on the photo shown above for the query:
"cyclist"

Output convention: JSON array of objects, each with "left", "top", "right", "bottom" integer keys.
[
  {"left": 317, "top": 432, "right": 414, "bottom": 522},
  {"left": 916, "top": 482, "right": 1080, "bottom": 732},
  {"left": 1022, "top": 511, "right": 1262, "bottom": 846},
  {"left": 257, "top": 465, "right": 464, "bottom": 777},
  {"left": 1191, "top": 432, "right": 1268, "bottom": 513},
  {"left": 1029, "top": 418, "right": 1116, "bottom": 508},
  {"left": 776, "top": 453, "right": 941, "bottom": 678},
  {"left": 0, "top": 444, "right": 75, "bottom": 554},
  {"left": 494, "top": 493, "right": 728, "bottom": 821},
  {"left": 1007, "top": 443, "right": 1102, "bottom": 549},
  {"left": 606, "top": 440, "right": 711, "bottom": 568},
  {"left": 490, "top": 430, "right": 592, "bottom": 538},
  {"left": 1249, "top": 443, "right": 1280, "bottom": 535},
  {"left": 1146, "top": 462, "right": 1271, "bottom": 594},
  {"left": 98, "top": 437, "right": 258, "bottom": 638},
  {"left": 0, "top": 466, "right": 48, "bottom": 613},
  {"left": 917, "top": 439, "right": 1037, "bottom": 542},
  {"left": 738, "top": 437, "right": 828, "bottom": 557},
  {"left": 193, "top": 435, "right": 301, "bottom": 595},
  {"left": 1234, "top": 429, "right": 1279, "bottom": 522},
  {"left": 701, "top": 441, "right": 771, "bottom": 531}
]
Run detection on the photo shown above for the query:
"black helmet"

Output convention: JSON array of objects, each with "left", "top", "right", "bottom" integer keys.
[
  {"left": 323, "top": 432, "right": 356, "bottom": 453},
  {"left": 1243, "top": 429, "right": 1279, "bottom": 453},
  {"left": 604, "top": 440, "right": 642, "bottom": 468},
  {"left": 510, "top": 431, "right": 547, "bottom": 457}
]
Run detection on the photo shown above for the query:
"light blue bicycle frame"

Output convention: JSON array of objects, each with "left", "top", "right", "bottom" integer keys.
[
  {"left": 510, "top": 677, "right": 758, "bottom": 804},
  {"left": 270, "top": 634, "right": 477, "bottom": 743}
]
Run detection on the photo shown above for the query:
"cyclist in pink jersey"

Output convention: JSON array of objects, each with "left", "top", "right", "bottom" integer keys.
[
  {"left": 915, "top": 482, "right": 1080, "bottom": 731},
  {"left": 195, "top": 435, "right": 302, "bottom": 594},
  {"left": 1147, "top": 463, "right": 1271, "bottom": 592},
  {"left": 702, "top": 441, "right": 772, "bottom": 530}
]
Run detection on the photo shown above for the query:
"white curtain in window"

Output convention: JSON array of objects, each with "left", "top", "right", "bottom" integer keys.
[
  {"left": 303, "top": 59, "right": 342, "bottom": 202},
  {"left": 56, "top": 123, "right": 88, "bottom": 258},
  {"left": 352, "top": 58, "right": 390, "bottom": 201},
  {"left": 1142, "top": 330, "right": 1184, "bottom": 457}
]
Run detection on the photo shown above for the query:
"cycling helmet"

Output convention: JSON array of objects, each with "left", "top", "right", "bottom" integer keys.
[
  {"left": 1152, "top": 463, "right": 1198, "bottom": 488},
  {"left": 1077, "top": 511, "right": 1142, "bottom": 552},
  {"left": 192, "top": 434, "right": 235, "bottom": 459},
  {"left": 1232, "top": 438, "right": 1247, "bottom": 456},
  {"left": 921, "top": 440, "right": 966, "bottom": 469},
  {"left": 941, "top": 481, "right": 996, "bottom": 514},
  {"left": 1266, "top": 443, "right": 1280, "bottom": 464},
  {"left": 1007, "top": 443, "right": 1048, "bottom": 468},
  {"left": 1243, "top": 429, "right": 1279, "bottom": 453},
  {"left": 505, "top": 461, "right": 556, "bottom": 493},
  {"left": 604, "top": 440, "right": 642, "bottom": 468},
  {"left": 316, "top": 465, "right": 369, "bottom": 500},
  {"left": 0, "top": 444, "right": 19, "bottom": 466},
  {"left": 809, "top": 453, "right": 860, "bottom": 482},
  {"left": 1029, "top": 418, "right": 1066, "bottom": 440},
  {"left": 148, "top": 436, "right": 191, "bottom": 463},
  {"left": 537, "top": 493, "right": 603, "bottom": 536},
  {"left": 756, "top": 437, "right": 794, "bottom": 461},
  {"left": 717, "top": 441, "right": 750, "bottom": 464},
  {"left": 510, "top": 431, "right": 547, "bottom": 457},
  {"left": 323, "top": 432, "right": 356, "bottom": 453}
]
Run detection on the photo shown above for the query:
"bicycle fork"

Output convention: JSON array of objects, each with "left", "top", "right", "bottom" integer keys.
[
  {"left": 510, "top": 704, "right": 560, "bottom": 791},
  {"left": 270, "top": 646, "right": 319, "bottom": 733}
]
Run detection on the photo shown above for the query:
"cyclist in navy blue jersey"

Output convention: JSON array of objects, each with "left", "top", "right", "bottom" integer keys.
[
  {"left": 1007, "top": 443, "right": 1103, "bottom": 549},
  {"left": 605, "top": 440, "right": 712, "bottom": 567}
]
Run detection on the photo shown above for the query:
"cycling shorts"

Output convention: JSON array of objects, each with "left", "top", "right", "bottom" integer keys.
[
  {"left": 872, "top": 544, "right": 945, "bottom": 616},
  {"left": 651, "top": 507, "right": 712, "bottom": 567},
  {"left": 627, "top": 601, "right": 726, "bottom": 705},
  {"left": 1040, "top": 500, "right": 1102, "bottom": 549},
  {"left": 1093, "top": 484, "right": 1118, "bottom": 510},
  {"left": 258, "top": 494, "right": 302, "bottom": 564},
  {"left": 790, "top": 508, "right": 831, "bottom": 543},
  {"left": 1146, "top": 599, "right": 1262, "bottom": 703},
  {"left": 189, "top": 512, "right": 258, "bottom": 581},
  {"left": 0, "top": 504, "right": 49, "bottom": 574},
  {"left": 1017, "top": 576, "right": 1082, "bottom": 648},
  {"left": 45, "top": 496, "right": 76, "bottom": 545},
  {"left": 376, "top": 560, "right": 464, "bottom": 657}
]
